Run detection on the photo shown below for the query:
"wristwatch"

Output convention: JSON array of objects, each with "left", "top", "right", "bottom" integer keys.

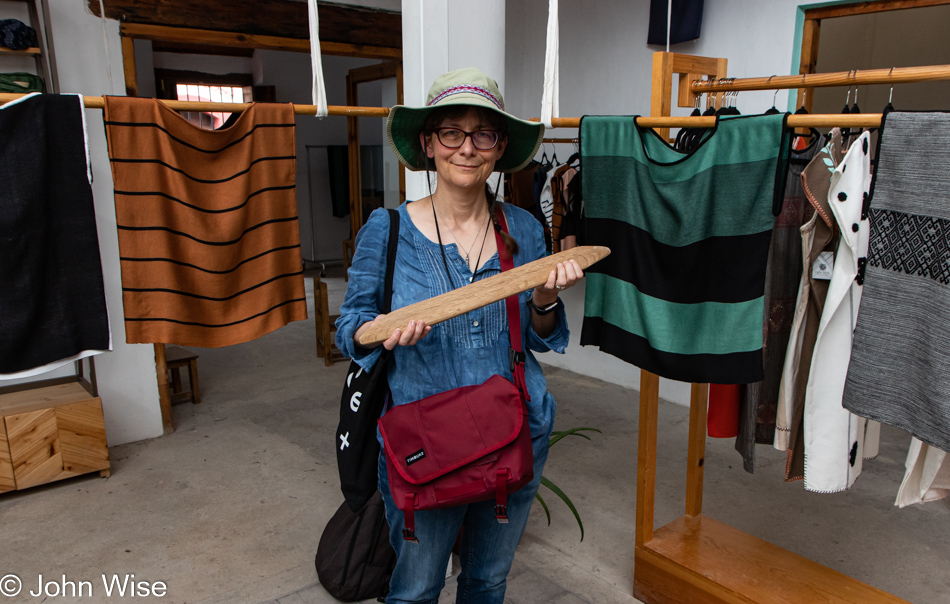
[{"left": 528, "top": 297, "right": 560, "bottom": 315}]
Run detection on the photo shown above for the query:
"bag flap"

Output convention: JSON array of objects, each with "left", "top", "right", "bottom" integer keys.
[{"left": 378, "top": 374, "right": 524, "bottom": 485}]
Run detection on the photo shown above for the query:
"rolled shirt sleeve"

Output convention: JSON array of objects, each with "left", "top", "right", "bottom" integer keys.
[{"left": 335, "top": 208, "right": 392, "bottom": 371}]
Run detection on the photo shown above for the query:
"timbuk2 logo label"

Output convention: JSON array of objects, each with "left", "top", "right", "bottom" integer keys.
[{"left": 405, "top": 449, "right": 426, "bottom": 465}]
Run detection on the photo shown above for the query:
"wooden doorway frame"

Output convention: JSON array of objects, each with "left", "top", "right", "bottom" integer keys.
[
  {"left": 796, "top": 0, "right": 950, "bottom": 111},
  {"left": 116, "top": 23, "right": 402, "bottom": 434},
  {"left": 345, "top": 61, "right": 405, "bottom": 240}
]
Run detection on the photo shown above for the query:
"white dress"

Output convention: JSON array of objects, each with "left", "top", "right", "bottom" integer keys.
[{"left": 803, "top": 132, "right": 880, "bottom": 493}]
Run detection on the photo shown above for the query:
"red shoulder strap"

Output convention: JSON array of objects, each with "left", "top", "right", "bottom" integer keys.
[{"left": 493, "top": 206, "right": 530, "bottom": 402}]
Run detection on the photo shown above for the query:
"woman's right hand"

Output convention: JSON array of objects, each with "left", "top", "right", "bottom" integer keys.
[{"left": 354, "top": 316, "right": 431, "bottom": 351}]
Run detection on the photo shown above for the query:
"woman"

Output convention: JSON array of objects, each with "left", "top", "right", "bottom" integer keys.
[{"left": 336, "top": 67, "right": 583, "bottom": 604}]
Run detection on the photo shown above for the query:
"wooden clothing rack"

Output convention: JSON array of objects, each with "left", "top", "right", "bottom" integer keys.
[
  {"left": 525, "top": 52, "right": 950, "bottom": 604},
  {"left": 633, "top": 53, "right": 947, "bottom": 604}
]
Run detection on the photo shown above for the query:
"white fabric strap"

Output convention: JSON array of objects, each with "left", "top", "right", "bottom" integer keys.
[
  {"left": 541, "top": 0, "right": 559, "bottom": 129},
  {"left": 307, "top": 0, "right": 329, "bottom": 117}
]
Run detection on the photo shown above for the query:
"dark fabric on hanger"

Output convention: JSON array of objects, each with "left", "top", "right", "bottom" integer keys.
[
  {"left": 735, "top": 138, "right": 819, "bottom": 473},
  {"left": 647, "top": 0, "right": 704, "bottom": 45}
]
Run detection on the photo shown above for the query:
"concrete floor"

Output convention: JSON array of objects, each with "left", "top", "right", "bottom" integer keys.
[{"left": 0, "top": 270, "right": 947, "bottom": 604}]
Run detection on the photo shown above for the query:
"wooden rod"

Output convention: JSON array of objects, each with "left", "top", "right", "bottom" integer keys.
[
  {"left": 533, "top": 114, "right": 884, "bottom": 129},
  {"left": 0, "top": 93, "right": 391, "bottom": 117},
  {"left": 689, "top": 64, "right": 950, "bottom": 93},
  {"left": 542, "top": 138, "right": 579, "bottom": 143},
  {"left": 1, "top": 93, "right": 885, "bottom": 126}
]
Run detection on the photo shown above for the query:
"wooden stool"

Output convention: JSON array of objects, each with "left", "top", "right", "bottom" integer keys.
[
  {"left": 165, "top": 345, "right": 201, "bottom": 405},
  {"left": 312, "top": 277, "right": 346, "bottom": 366}
]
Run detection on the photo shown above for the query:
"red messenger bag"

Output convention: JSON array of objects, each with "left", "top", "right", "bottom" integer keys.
[{"left": 377, "top": 213, "right": 534, "bottom": 542}]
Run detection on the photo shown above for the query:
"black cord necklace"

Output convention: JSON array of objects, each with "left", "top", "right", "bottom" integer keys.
[{"left": 431, "top": 198, "right": 492, "bottom": 286}]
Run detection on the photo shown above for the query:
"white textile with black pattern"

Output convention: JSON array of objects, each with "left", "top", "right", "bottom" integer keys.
[{"left": 843, "top": 111, "right": 950, "bottom": 453}]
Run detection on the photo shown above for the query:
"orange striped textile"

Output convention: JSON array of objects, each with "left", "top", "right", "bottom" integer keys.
[{"left": 104, "top": 97, "right": 307, "bottom": 347}]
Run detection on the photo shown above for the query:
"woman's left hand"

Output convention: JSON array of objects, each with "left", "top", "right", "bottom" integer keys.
[{"left": 533, "top": 259, "right": 584, "bottom": 306}]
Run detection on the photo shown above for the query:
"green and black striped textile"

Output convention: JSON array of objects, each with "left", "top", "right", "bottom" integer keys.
[{"left": 580, "top": 114, "right": 790, "bottom": 384}]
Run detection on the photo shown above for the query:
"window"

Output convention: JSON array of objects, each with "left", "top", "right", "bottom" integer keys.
[{"left": 175, "top": 83, "right": 246, "bottom": 129}]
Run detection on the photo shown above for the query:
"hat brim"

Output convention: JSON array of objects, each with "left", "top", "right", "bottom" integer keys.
[{"left": 386, "top": 94, "right": 544, "bottom": 173}]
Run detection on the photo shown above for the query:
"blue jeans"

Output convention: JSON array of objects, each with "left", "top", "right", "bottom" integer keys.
[{"left": 378, "top": 434, "right": 549, "bottom": 604}]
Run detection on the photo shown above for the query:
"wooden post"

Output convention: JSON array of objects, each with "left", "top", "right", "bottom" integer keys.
[
  {"left": 650, "top": 53, "right": 674, "bottom": 142},
  {"left": 346, "top": 73, "right": 362, "bottom": 239},
  {"left": 154, "top": 344, "right": 173, "bottom": 434},
  {"left": 635, "top": 369, "right": 660, "bottom": 549},
  {"left": 120, "top": 36, "right": 138, "bottom": 97},
  {"left": 685, "top": 382, "right": 709, "bottom": 517},
  {"left": 798, "top": 18, "right": 821, "bottom": 113}
]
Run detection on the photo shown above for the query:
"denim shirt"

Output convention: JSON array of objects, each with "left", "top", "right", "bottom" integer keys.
[{"left": 335, "top": 201, "right": 569, "bottom": 440}]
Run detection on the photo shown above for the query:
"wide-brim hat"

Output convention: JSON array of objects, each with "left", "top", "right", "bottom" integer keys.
[{"left": 386, "top": 67, "right": 544, "bottom": 173}]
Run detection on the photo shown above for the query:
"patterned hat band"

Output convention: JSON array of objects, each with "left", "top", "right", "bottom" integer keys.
[{"left": 428, "top": 85, "right": 504, "bottom": 110}]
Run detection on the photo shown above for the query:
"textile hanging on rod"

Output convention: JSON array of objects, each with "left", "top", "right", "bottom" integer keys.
[
  {"left": 734, "top": 134, "right": 820, "bottom": 472},
  {"left": 580, "top": 113, "right": 791, "bottom": 384},
  {"left": 801, "top": 131, "right": 877, "bottom": 494},
  {"left": 844, "top": 111, "right": 950, "bottom": 453},
  {"left": 0, "top": 93, "right": 111, "bottom": 378},
  {"left": 103, "top": 97, "right": 307, "bottom": 348},
  {"left": 776, "top": 129, "right": 846, "bottom": 480}
]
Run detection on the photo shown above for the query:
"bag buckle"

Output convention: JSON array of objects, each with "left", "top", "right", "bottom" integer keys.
[
  {"left": 495, "top": 505, "right": 509, "bottom": 523},
  {"left": 508, "top": 347, "right": 525, "bottom": 371},
  {"left": 402, "top": 528, "right": 419, "bottom": 542}
]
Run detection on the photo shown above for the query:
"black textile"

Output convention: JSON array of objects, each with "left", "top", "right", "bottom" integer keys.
[
  {"left": 0, "top": 94, "right": 109, "bottom": 374},
  {"left": 0, "top": 19, "right": 37, "bottom": 51},
  {"left": 648, "top": 0, "right": 704, "bottom": 46}
]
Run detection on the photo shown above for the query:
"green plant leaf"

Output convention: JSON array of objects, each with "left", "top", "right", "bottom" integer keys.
[
  {"left": 534, "top": 492, "right": 552, "bottom": 526},
  {"left": 540, "top": 476, "right": 585, "bottom": 541},
  {"left": 549, "top": 427, "right": 602, "bottom": 448}
]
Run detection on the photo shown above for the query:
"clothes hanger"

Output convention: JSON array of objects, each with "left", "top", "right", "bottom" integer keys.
[
  {"left": 675, "top": 91, "right": 703, "bottom": 151},
  {"left": 884, "top": 68, "right": 896, "bottom": 113},
  {"left": 764, "top": 76, "right": 781, "bottom": 115}
]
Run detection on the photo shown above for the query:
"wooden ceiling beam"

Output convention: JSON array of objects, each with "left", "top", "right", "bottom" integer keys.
[
  {"left": 91, "top": 0, "right": 401, "bottom": 50},
  {"left": 120, "top": 23, "right": 401, "bottom": 60}
]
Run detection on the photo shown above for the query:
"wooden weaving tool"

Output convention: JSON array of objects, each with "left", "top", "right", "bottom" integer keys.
[{"left": 358, "top": 246, "right": 610, "bottom": 346}]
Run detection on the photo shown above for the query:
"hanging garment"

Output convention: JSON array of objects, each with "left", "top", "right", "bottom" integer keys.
[
  {"left": 775, "top": 130, "right": 844, "bottom": 478},
  {"left": 802, "top": 132, "right": 876, "bottom": 493},
  {"left": 707, "top": 383, "right": 740, "bottom": 438},
  {"left": 0, "top": 93, "right": 111, "bottom": 379},
  {"left": 104, "top": 97, "right": 307, "bottom": 348},
  {"left": 896, "top": 438, "right": 950, "bottom": 508},
  {"left": 843, "top": 112, "right": 950, "bottom": 453},
  {"left": 580, "top": 113, "right": 791, "bottom": 384},
  {"left": 734, "top": 139, "right": 819, "bottom": 471}
]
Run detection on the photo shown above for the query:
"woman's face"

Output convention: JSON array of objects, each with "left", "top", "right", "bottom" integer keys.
[{"left": 422, "top": 108, "right": 507, "bottom": 193}]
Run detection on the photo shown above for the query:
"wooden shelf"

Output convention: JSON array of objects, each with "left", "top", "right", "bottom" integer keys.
[
  {"left": 0, "top": 47, "right": 41, "bottom": 55},
  {"left": 635, "top": 515, "right": 909, "bottom": 604}
]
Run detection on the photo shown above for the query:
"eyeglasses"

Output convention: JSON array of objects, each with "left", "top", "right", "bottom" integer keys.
[{"left": 434, "top": 127, "right": 500, "bottom": 150}]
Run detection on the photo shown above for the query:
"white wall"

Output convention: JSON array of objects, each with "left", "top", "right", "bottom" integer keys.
[
  {"left": 33, "top": 0, "right": 166, "bottom": 445},
  {"left": 505, "top": 0, "right": 812, "bottom": 406}
]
